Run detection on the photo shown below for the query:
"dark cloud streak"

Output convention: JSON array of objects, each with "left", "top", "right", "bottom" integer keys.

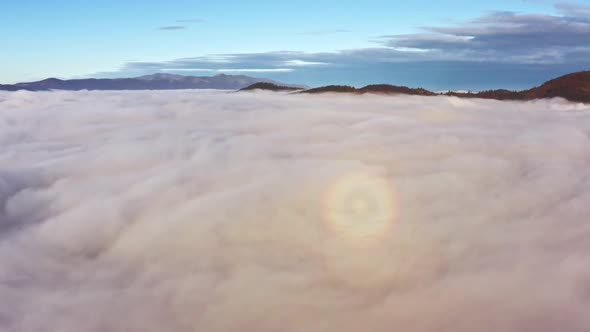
[{"left": 158, "top": 26, "right": 186, "bottom": 30}]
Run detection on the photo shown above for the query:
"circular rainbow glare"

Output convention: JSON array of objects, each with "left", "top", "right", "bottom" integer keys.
[{"left": 324, "top": 172, "right": 397, "bottom": 242}]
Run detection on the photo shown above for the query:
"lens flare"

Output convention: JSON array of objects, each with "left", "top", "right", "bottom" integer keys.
[{"left": 324, "top": 172, "right": 397, "bottom": 242}]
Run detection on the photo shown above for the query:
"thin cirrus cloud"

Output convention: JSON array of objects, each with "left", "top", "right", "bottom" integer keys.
[
  {"left": 112, "top": 52, "right": 332, "bottom": 76},
  {"left": 158, "top": 25, "right": 186, "bottom": 30},
  {"left": 158, "top": 18, "right": 204, "bottom": 30}
]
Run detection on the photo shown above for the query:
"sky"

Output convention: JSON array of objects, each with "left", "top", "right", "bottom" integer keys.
[{"left": 2, "top": 0, "right": 590, "bottom": 90}]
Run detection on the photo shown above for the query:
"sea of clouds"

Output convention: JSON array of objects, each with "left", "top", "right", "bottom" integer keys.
[{"left": 1, "top": 90, "right": 590, "bottom": 332}]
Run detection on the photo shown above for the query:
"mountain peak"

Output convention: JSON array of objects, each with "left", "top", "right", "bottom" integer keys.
[
  {"left": 239, "top": 82, "right": 303, "bottom": 92},
  {"left": 137, "top": 73, "right": 185, "bottom": 81},
  {"left": 41, "top": 77, "right": 63, "bottom": 82}
]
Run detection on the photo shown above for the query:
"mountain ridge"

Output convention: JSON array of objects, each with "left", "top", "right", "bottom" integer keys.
[
  {"left": 238, "top": 82, "right": 304, "bottom": 92},
  {"left": 239, "top": 71, "right": 590, "bottom": 103},
  {"left": 1, "top": 74, "right": 303, "bottom": 91}
]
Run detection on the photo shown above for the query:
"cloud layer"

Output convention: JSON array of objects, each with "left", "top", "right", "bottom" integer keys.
[
  {"left": 105, "top": 3, "right": 590, "bottom": 89},
  {"left": 382, "top": 10, "right": 590, "bottom": 64},
  {"left": 1, "top": 91, "right": 590, "bottom": 331}
]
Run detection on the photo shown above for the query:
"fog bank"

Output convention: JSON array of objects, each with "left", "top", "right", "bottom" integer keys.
[{"left": 1, "top": 90, "right": 590, "bottom": 332}]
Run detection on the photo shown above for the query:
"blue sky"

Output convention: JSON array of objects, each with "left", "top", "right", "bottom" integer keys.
[{"left": 2, "top": 0, "right": 590, "bottom": 89}]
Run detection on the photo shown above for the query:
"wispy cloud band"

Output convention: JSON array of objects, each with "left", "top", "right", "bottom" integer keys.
[{"left": 158, "top": 26, "right": 186, "bottom": 30}]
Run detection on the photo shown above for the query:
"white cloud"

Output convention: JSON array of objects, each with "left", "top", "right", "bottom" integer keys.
[
  {"left": 1, "top": 90, "right": 590, "bottom": 331},
  {"left": 283, "top": 59, "right": 329, "bottom": 66},
  {"left": 161, "top": 68, "right": 294, "bottom": 73}
]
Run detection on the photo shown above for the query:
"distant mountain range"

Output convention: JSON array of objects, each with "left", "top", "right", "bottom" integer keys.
[
  {"left": 3, "top": 71, "right": 590, "bottom": 103},
  {"left": 0, "top": 73, "right": 304, "bottom": 91},
  {"left": 239, "top": 71, "right": 590, "bottom": 103}
]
